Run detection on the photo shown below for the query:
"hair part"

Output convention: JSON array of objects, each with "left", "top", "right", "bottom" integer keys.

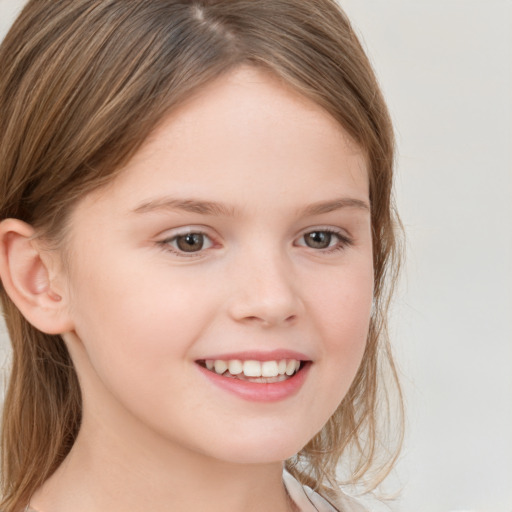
[{"left": 0, "top": 1, "right": 403, "bottom": 509}]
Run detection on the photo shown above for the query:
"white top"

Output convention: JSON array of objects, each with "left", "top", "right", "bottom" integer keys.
[{"left": 283, "top": 470, "right": 368, "bottom": 512}]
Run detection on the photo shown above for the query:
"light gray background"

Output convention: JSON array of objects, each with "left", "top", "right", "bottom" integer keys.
[{"left": 1, "top": 1, "right": 511, "bottom": 511}]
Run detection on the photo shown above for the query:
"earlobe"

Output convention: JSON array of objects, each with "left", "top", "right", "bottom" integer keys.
[{"left": 0, "top": 218, "right": 74, "bottom": 335}]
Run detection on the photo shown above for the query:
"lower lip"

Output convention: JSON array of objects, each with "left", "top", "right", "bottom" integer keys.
[{"left": 196, "top": 363, "right": 310, "bottom": 402}]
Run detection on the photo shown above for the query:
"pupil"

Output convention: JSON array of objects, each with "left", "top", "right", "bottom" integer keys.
[
  {"left": 306, "top": 231, "right": 331, "bottom": 249},
  {"left": 177, "top": 233, "right": 203, "bottom": 252}
]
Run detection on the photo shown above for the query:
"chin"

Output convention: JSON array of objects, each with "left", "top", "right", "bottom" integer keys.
[{"left": 201, "top": 428, "right": 313, "bottom": 465}]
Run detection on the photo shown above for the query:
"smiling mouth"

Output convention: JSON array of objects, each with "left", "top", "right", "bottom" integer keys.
[{"left": 196, "top": 358, "right": 307, "bottom": 383}]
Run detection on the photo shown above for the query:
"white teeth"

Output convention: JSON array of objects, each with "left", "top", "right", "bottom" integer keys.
[
  {"left": 261, "top": 360, "right": 279, "bottom": 377},
  {"left": 204, "top": 358, "right": 302, "bottom": 378},
  {"left": 228, "top": 359, "right": 243, "bottom": 375},
  {"left": 214, "top": 360, "right": 228, "bottom": 374},
  {"left": 285, "top": 360, "right": 297, "bottom": 376},
  {"left": 243, "top": 360, "right": 262, "bottom": 377}
]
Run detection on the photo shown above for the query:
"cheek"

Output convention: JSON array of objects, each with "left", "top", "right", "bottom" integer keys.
[
  {"left": 65, "top": 259, "right": 217, "bottom": 434},
  {"left": 312, "top": 258, "right": 373, "bottom": 333},
  {"left": 308, "top": 259, "right": 373, "bottom": 380},
  {"left": 67, "top": 252, "right": 215, "bottom": 378}
]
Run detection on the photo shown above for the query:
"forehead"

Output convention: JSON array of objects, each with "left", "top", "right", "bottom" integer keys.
[
  {"left": 79, "top": 66, "right": 368, "bottom": 215},
  {"left": 141, "top": 66, "right": 364, "bottom": 167}
]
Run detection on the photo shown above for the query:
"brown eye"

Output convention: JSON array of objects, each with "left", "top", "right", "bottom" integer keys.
[
  {"left": 176, "top": 233, "right": 205, "bottom": 252},
  {"left": 159, "top": 230, "right": 214, "bottom": 257},
  {"left": 303, "top": 231, "right": 333, "bottom": 249}
]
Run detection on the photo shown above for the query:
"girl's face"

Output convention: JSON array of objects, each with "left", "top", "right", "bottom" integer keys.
[{"left": 60, "top": 66, "right": 373, "bottom": 464}]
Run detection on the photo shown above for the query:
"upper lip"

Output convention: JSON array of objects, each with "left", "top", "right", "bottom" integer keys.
[{"left": 196, "top": 349, "right": 312, "bottom": 362}]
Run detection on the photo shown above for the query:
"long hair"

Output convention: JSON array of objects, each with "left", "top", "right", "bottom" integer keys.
[{"left": 0, "top": 1, "right": 403, "bottom": 509}]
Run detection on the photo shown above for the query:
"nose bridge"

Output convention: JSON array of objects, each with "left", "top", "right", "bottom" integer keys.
[{"left": 228, "top": 241, "right": 302, "bottom": 326}]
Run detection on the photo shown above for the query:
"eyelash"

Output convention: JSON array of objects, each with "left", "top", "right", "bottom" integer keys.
[
  {"left": 296, "top": 228, "right": 353, "bottom": 254},
  {"left": 157, "top": 230, "right": 214, "bottom": 259},
  {"left": 157, "top": 228, "right": 353, "bottom": 258}
]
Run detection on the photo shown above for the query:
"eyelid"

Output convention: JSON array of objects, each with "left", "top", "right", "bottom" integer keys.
[
  {"left": 156, "top": 226, "right": 218, "bottom": 258},
  {"left": 294, "top": 226, "right": 353, "bottom": 252},
  {"left": 155, "top": 225, "right": 353, "bottom": 259}
]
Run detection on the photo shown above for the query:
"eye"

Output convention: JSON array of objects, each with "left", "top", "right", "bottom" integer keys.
[
  {"left": 175, "top": 233, "right": 207, "bottom": 252},
  {"left": 296, "top": 229, "right": 352, "bottom": 252},
  {"left": 303, "top": 231, "right": 334, "bottom": 249},
  {"left": 159, "top": 231, "right": 214, "bottom": 255}
]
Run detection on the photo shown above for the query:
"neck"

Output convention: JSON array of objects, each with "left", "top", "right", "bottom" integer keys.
[{"left": 29, "top": 408, "right": 294, "bottom": 512}]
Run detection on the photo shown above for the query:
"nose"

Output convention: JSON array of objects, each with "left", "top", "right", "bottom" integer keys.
[{"left": 227, "top": 248, "right": 304, "bottom": 328}]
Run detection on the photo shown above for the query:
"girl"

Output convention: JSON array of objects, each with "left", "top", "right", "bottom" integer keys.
[{"left": 0, "top": 1, "right": 403, "bottom": 511}]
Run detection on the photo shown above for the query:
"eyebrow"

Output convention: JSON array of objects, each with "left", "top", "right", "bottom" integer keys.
[
  {"left": 132, "top": 196, "right": 370, "bottom": 217},
  {"left": 299, "top": 197, "right": 370, "bottom": 216},
  {"left": 132, "top": 197, "right": 238, "bottom": 216}
]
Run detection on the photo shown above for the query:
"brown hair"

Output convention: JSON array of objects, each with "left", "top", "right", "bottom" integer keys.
[{"left": 0, "top": 0, "right": 403, "bottom": 509}]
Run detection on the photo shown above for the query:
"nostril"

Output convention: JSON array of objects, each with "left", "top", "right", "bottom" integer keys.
[{"left": 243, "top": 314, "right": 298, "bottom": 327}]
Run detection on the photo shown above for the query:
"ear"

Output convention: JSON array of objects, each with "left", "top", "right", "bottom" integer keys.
[{"left": 0, "top": 218, "right": 74, "bottom": 335}]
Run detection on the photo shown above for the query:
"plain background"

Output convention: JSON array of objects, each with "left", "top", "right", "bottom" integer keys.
[{"left": 0, "top": 1, "right": 511, "bottom": 511}]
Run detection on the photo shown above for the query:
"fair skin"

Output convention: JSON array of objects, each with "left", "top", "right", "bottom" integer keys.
[{"left": 0, "top": 66, "right": 373, "bottom": 512}]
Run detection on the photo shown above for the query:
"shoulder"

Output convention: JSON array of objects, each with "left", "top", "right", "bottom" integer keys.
[{"left": 283, "top": 470, "right": 369, "bottom": 512}]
